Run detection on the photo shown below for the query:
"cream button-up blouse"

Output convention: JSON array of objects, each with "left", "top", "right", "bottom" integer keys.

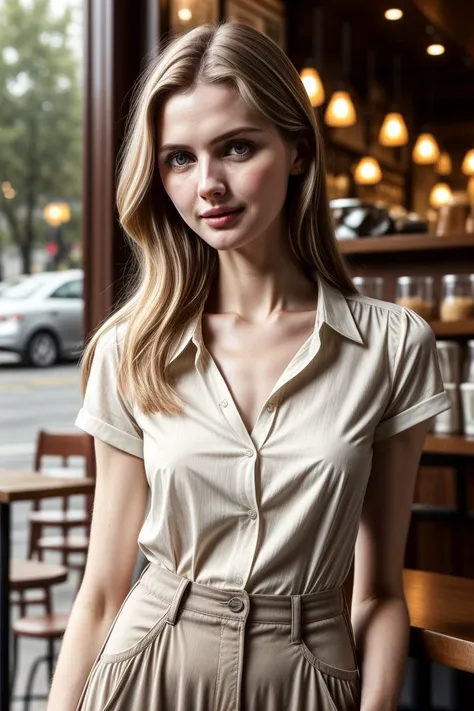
[{"left": 75, "top": 278, "right": 450, "bottom": 595}]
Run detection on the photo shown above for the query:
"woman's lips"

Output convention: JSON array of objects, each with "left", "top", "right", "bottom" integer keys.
[{"left": 202, "top": 207, "right": 245, "bottom": 228}]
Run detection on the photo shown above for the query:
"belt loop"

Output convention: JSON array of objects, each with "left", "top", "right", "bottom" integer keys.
[
  {"left": 290, "top": 595, "right": 301, "bottom": 645},
  {"left": 166, "top": 577, "right": 191, "bottom": 626}
]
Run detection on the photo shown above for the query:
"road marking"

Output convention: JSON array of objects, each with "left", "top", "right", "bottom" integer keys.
[
  {"left": 0, "top": 443, "right": 35, "bottom": 456},
  {"left": 0, "top": 376, "right": 78, "bottom": 391}
]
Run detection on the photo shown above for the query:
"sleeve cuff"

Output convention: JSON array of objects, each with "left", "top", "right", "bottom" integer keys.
[
  {"left": 373, "top": 390, "right": 451, "bottom": 443},
  {"left": 75, "top": 408, "right": 144, "bottom": 459}
]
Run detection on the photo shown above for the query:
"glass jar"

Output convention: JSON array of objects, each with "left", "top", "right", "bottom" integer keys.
[
  {"left": 432, "top": 383, "right": 461, "bottom": 435},
  {"left": 353, "top": 276, "right": 384, "bottom": 300},
  {"left": 465, "top": 340, "right": 474, "bottom": 383},
  {"left": 436, "top": 341, "right": 461, "bottom": 385},
  {"left": 396, "top": 276, "right": 434, "bottom": 320},
  {"left": 440, "top": 274, "right": 474, "bottom": 322}
]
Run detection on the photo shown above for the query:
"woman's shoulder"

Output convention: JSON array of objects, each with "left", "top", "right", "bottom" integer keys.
[{"left": 345, "top": 292, "right": 435, "bottom": 345}]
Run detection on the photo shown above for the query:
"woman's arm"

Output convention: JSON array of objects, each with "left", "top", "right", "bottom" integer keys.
[
  {"left": 46, "top": 438, "right": 149, "bottom": 711},
  {"left": 351, "top": 418, "right": 433, "bottom": 711}
]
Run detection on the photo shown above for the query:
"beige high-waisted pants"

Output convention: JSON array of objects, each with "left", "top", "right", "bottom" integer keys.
[{"left": 75, "top": 563, "right": 361, "bottom": 711}]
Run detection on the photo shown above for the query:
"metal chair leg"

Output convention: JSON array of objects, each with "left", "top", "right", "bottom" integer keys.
[
  {"left": 47, "top": 638, "right": 55, "bottom": 685},
  {"left": 23, "top": 653, "right": 47, "bottom": 711},
  {"left": 9, "top": 633, "right": 18, "bottom": 701}
]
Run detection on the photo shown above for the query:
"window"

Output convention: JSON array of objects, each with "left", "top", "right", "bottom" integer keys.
[{"left": 50, "top": 279, "right": 83, "bottom": 299}]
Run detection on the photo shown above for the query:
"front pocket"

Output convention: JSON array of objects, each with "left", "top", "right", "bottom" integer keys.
[
  {"left": 101, "top": 583, "right": 171, "bottom": 664},
  {"left": 298, "top": 612, "right": 359, "bottom": 681}
]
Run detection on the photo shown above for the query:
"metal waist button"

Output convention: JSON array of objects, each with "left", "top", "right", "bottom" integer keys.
[{"left": 228, "top": 597, "right": 244, "bottom": 613}]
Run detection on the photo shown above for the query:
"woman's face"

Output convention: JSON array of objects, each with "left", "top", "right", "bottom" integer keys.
[{"left": 157, "top": 83, "right": 301, "bottom": 253}]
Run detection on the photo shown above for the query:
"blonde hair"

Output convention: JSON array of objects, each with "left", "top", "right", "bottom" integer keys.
[{"left": 80, "top": 21, "right": 356, "bottom": 416}]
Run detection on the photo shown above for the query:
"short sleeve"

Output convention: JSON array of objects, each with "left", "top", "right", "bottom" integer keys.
[
  {"left": 75, "top": 325, "right": 144, "bottom": 458},
  {"left": 373, "top": 307, "right": 451, "bottom": 442}
]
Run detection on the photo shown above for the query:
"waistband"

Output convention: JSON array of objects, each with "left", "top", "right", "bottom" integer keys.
[{"left": 138, "top": 563, "right": 344, "bottom": 643}]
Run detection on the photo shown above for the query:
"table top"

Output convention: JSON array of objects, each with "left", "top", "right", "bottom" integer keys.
[
  {"left": 0, "top": 469, "right": 95, "bottom": 503},
  {"left": 404, "top": 569, "right": 474, "bottom": 673}
]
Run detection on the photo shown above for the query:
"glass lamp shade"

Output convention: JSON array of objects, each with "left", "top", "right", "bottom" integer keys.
[
  {"left": 429, "top": 182, "right": 452, "bottom": 208},
  {"left": 461, "top": 149, "right": 474, "bottom": 176},
  {"left": 324, "top": 91, "right": 357, "bottom": 127},
  {"left": 300, "top": 67, "right": 325, "bottom": 107},
  {"left": 436, "top": 151, "right": 452, "bottom": 176},
  {"left": 354, "top": 157, "right": 383, "bottom": 185},
  {"left": 412, "top": 133, "right": 440, "bottom": 165},
  {"left": 378, "top": 112, "right": 409, "bottom": 146}
]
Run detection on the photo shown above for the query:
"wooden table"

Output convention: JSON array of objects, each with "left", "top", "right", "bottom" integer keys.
[
  {"left": 404, "top": 569, "right": 474, "bottom": 710},
  {"left": 0, "top": 469, "right": 95, "bottom": 711}
]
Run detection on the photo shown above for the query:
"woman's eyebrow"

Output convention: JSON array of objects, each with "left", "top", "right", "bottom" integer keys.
[{"left": 158, "top": 126, "right": 263, "bottom": 154}]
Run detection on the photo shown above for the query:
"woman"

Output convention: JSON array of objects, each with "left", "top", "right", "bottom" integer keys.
[{"left": 47, "top": 21, "right": 450, "bottom": 711}]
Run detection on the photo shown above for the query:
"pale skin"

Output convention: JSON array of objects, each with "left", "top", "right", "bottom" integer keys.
[{"left": 47, "top": 82, "right": 429, "bottom": 711}]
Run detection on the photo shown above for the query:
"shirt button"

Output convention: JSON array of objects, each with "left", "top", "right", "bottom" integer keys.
[
  {"left": 245, "top": 449, "right": 254, "bottom": 457},
  {"left": 234, "top": 576, "right": 244, "bottom": 586},
  {"left": 220, "top": 399, "right": 228, "bottom": 408},
  {"left": 247, "top": 510, "right": 257, "bottom": 519},
  {"left": 266, "top": 403, "right": 275, "bottom": 412}
]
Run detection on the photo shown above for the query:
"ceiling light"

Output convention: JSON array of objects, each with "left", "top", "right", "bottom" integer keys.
[
  {"left": 468, "top": 177, "right": 474, "bottom": 201},
  {"left": 427, "top": 43, "right": 445, "bottom": 56},
  {"left": 300, "top": 67, "right": 325, "bottom": 107},
  {"left": 461, "top": 148, "right": 474, "bottom": 176},
  {"left": 429, "top": 182, "right": 452, "bottom": 208},
  {"left": 378, "top": 112, "right": 409, "bottom": 146},
  {"left": 354, "top": 157, "right": 383, "bottom": 185},
  {"left": 325, "top": 91, "right": 357, "bottom": 127},
  {"left": 384, "top": 9, "right": 403, "bottom": 21},
  {"left": 436, "top": 151, "right": 452, "bottom": 175},
  {"left": 412, "top": 133, "right": 440, "bottom": 164},
  {"left": 177, "top": 8, "right": 192, "bottom": 22}
]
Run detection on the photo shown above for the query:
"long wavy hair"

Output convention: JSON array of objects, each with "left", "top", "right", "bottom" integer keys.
[{"left": 80, "top": 21, "right": 356, "bottom": 416}]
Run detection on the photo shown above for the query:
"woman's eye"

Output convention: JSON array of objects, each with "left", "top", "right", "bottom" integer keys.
[
  {"left": 166, "top": 142, "right": 253, "bottom": 170},
  {"left": 168, "top": 152, "right": 190, "bottom": 169},
  {"left": 228, "top": 142, "right": 251, "bottom": 157}
]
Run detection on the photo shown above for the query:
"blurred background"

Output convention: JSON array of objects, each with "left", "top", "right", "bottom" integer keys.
[{"left": 1, "top": 1, "right": 474, "bottom": 710}]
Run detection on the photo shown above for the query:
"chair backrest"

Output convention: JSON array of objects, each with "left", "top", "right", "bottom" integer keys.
[
  {"left": 34, "top": 431, "right": 95, "bottom": 478},
  {"left": 33, "top": 431, "right": 96, "bottom": 516}
]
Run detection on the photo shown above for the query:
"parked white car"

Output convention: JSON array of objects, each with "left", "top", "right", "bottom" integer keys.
[{"left": 0, "top": 269, "right": 84, "bottom": 367}]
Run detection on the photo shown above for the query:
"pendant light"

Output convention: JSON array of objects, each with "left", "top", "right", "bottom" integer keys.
[
  {"left": 413, "top": 133, "right": 440, "bottom": 164},
  {"left": 467, "top": 176, "right": 474, "bottom": 202},
  {"left": 436, "top": 151, "right": 452, "bottom": 175},
  {"left": 412, "top": 71, "right": 440, "bottom": 165},
  {"left": 378, "top": 56, "right": 409, "bottom": 147},
  {"left": 354, "top": 157, "right": 383, "bottom": 185},
  {"left": 325, "top": 23, "right": 357, "bottom": 127},
  {"left": 429, "top": 182, "right": 452, "bottom": 208},
  {"left": 300, "top": 6, "right": 325, "bottom": 107},
  {"left": 461, "top": 148, "right": 474, "bottom": 176},
  {"left": 355, "top": 50, "right": 382, "bottom": 186},
  {"left": 384, "top": 9, "right": 403, "bottom": 21}
]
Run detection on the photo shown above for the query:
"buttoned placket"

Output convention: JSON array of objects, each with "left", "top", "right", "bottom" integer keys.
[{"left": 192, "top": 318, "right": 323, "bottom": 590}]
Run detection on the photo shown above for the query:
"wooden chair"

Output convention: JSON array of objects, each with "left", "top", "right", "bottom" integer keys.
[
  {"left": 28, "top": 431, "right": 95, "bottom": 585},
  {"left": 9, "top": 559, "right": 69, "bottom": 708}
]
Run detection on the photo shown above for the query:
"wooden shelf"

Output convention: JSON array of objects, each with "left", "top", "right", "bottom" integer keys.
[
  {"left": 338, "top": 233, "right": 474, "bottom": 256},
  {"left": 424, "top": 435, "right": 474, "bottom": 456},
  {"left": 430, "top": 320, "right": 474, "bottom": 337}
]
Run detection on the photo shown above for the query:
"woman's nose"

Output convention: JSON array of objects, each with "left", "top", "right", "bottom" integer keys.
[{"left": 197, "top": 160, "right": 226, "bottom": 198}]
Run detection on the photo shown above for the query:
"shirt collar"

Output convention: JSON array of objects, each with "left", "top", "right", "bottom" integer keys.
[
  {"left": 168, "top": 275, "right": 363, "bottom": 365},
  {"left": 317, "top": 277, "right": 364, "bottom": 345}
]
